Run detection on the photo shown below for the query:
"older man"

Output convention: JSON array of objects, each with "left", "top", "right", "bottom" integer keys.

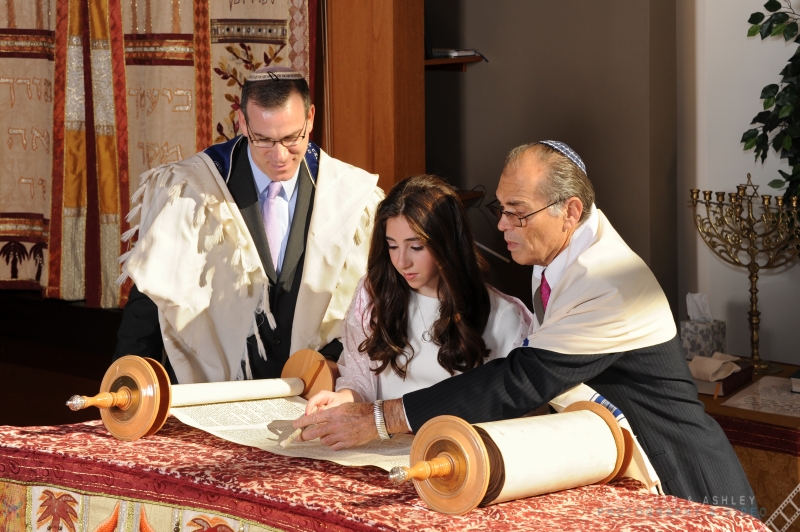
[
  {"left": 294, "top": 141, "right": 754, "bottom": 506},
  {"left": 115, "top": 66, "right": 383, "bottom": 384}
]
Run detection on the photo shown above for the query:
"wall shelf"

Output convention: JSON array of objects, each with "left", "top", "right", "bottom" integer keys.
[
  {"left": 457, "top": 190, "right": 485, "bottom": 205},
  {"left": 424, "top": 55, "right": 483, "bottom": 72}
]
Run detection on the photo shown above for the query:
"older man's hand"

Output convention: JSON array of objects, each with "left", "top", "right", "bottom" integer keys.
[{"left": 292, "top": 402, "right": 376, "bottom": 450}]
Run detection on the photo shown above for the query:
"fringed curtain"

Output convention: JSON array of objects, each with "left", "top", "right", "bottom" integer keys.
[{"left": 0, "top": 0, "right": 316, "bottom": 308}]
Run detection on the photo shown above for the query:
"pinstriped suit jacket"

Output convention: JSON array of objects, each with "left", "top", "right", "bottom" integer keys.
[{"left": 403, "top": 335, "right": 754, "bottom": 506}]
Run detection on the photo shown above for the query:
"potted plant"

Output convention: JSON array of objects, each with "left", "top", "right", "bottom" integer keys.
[{"left": 741, "top": 0, "right": 800, "bottom": 199}]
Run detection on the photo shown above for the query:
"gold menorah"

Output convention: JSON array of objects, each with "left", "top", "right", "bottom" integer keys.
[{"left": 690, "top": 175, "right": 800, "bottom": 374}]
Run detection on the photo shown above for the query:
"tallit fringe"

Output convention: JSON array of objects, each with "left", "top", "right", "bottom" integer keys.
[
  {"left": 265, "top": 307, "right": 277, "bottom": 330},
  {"left": 167, "top": 179, "right": 188, "bottom": 204},
  {"left": 213, "top": 221, "right": 226, "bottom": 243},
  {"left": 193, "top": 203, "right": 208, "bottom": 227},
  {"left": 262, "top": 283, "right": 277, "bottom": 330},
  {"left": 117, "top": 250, "right": 132, "bottom": 264},
  {"left": 253, "top": 320, "right": 268, "bottom": 361},
  {"left": 115, "top": 271, "right": 129, "bottom": 286},
  {"left": 131, "top": 180, "right": 148, "bottom": 204},
  {"left": 253, "top": 282, "right": 277, "bottom": 331},
  {"left": 156, "top": 165, "right": 174, "bottom": 188},
  {"left": 243, "top": 284, "right": 270, "bottom": 361},
  {"left": 125, "top": 203, "right": 142, "bottom": 223},
  {"left": 121, "top": 224, "right": 139, "bottom": 242}
]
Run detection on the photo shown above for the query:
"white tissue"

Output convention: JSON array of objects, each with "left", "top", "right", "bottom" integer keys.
[
  {"left": 688, "top": 353, "right": 741, "bottom": 382},
  {"left": 710, "top": 352, "right": 739, "bottom": 362},
  {"left": 687, "top": 293, "right": 713, "bottom": 322}
]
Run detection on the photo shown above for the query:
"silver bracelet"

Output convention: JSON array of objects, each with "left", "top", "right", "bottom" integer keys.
[{"left": 373, "top": 400, "right": 391, "bottom": 440}]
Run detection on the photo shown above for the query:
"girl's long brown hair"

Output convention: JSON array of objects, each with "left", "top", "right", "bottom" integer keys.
[{"left": 361, "top": 174, "right": 491, "bottom": 379}]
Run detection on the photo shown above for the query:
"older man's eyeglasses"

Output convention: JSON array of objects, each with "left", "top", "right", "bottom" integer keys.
[
  {"left": 486, "top": 199, "right": 559, "bottom": 227},
  {"left": 246, "top": 118, "right": 308, "bottom": 149}
]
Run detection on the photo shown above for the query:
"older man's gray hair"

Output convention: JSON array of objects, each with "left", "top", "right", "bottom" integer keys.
[{"left": 504, "top": 142, "right": 595, "bottom": 224}]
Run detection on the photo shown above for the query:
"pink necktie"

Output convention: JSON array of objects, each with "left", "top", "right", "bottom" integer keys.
[
  {"left": 540, "top": 270, "right": 551, "bottom": 312},
  {"left": 262, "top": 181, "right": 283, "bottom": 272}
]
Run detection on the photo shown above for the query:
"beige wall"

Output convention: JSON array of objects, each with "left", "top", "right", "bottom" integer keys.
[
  {"left": 426, "top": 0, "right": 678, "bottom": 313},
  {"left": 677, "top": 0, "right": 800, "bottom": 364}
]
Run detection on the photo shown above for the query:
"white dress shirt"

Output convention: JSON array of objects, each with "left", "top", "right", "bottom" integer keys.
[{"left": 248, "top": 145, "right": 300, "bottom": 275}]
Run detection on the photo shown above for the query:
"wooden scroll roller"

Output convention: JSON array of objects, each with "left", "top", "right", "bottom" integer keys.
[
  {"left": 389, "top": 401, "right": 634, "bottom": 515},
  {"left": 66, "top": 349, "right": 338, "bottom": 442}
]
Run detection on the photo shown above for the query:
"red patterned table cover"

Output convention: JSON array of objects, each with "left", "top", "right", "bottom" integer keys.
[{"left": 0, "top": 417, "right": 768, "bottom": 532}]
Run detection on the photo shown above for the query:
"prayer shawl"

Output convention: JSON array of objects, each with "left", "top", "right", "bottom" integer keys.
[
  {"left": 529, "top": 209, "right": 676, "bottom": 353},
  {"left": 526, "top": 209, "right": 673, "bottom": 494},
  {"left": 119, "top": 147, "right": 382, "bottom": 384}
]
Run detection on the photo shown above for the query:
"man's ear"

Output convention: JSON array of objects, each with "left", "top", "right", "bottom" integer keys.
[
  {"left": 237, "top": 108, "right": 247, "bottom": 137},
  {"left": 562, "top": 197, "right": 583, "bottom": 231},
  {"left": 306, "top": 104, "right": 316, "bottom": 135}
]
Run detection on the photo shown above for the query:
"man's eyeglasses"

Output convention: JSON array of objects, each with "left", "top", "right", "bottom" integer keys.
[
  {"left": 245, "top": 117, "right": 308, "bottom": 149},
  {"left": 486, "top": 199, "right": 560, "bottom": 227}
]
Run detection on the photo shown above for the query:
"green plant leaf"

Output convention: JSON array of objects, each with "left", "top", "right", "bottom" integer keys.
[
  {"left": 761, "top": 84, "right": 780, "bottom": 98},
  {"left": 751, "top": 111, "right": 772, "bottom": 124},
  {"left": 764, "top": 97, "right": 776, "bottom": 109},
  {"left": 772, "top": 23, "right": 787, "bottom": 36},
  {"left": 742, "top": 128, "right": 760, "bottom": 142},
  {"left": 772, "top": 12, "right": 790, "bottom": 24},
  {"left": 780, "top": 104, "right": 794, "bottom": 117},
  {"left": 779, "top": 169, "right": 792, "bottom": 179},
  {"left": 769, "top": 179, "right": 788, "bottom": 188},
  {"left": 785, "top": 22, "right": 799, "bottom": 40},
  {"left": 764, "top": 0, "right": 782, "bottom": 13},
  {"left": 748, "top": 24, "right": 762, "bottom": 37},
  {"left": 784, "top": 135, "right": 794, "bottom": 149},
  {"left": 787, "top": 123, "right": 800, "bottom": 137},
  {"left": 767, "top": 115, "right": 783, "bottom": 132},
  {"left": 761, "top": 18, "right": 776, "bottom": 39},
  {"left": 749, "top": 12, "right": 766, "bottom": 24},
  {"left": 745, "top": 137, "right": 758, "bottom": 150},
  {"left": 773, "top": 131, "right": 787, "bottom": 150}
]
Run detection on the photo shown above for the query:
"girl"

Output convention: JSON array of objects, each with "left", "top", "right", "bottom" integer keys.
[{"left": 305, "top": 175, "right": 531, "bottom": 412}]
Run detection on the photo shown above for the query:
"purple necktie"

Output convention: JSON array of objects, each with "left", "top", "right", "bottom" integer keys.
[
  {"left": 262, "top": 181, "right": 283, "bottom": 272},
  {"left": 541, "top": 270, "right": 551, "bottom": 312}
]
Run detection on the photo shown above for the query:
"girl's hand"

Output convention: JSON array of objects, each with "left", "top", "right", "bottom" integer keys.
[{"left": 304, "top": 389, "right": 358, "bottom": 415}]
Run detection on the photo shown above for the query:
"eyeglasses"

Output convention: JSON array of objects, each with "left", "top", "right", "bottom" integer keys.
[
  {"left": 245, "top": 117, "right": 308, "bottom": 149},
  {"left": 486, "top": 199, "right": 560, "bottom": 227}
]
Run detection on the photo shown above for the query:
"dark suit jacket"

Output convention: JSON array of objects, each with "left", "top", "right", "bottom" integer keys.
[
  {"left": 403, "top": 334, "right": 754, "bottom": 506},
  {"left": 114, "top": 137, "right": 341, "bottom": 382}
]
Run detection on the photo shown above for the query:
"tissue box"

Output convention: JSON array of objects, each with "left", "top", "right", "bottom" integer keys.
[{"left": 680, "top": 320, "right": 725, "bottom": 359}]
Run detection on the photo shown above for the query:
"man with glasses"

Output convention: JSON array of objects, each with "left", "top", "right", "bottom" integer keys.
[
  {"left": 114, "top": 66, "right": 383, "bottom": 384},
  {"left": 294, "top": 141, "right": 754, "bottom": 509}
]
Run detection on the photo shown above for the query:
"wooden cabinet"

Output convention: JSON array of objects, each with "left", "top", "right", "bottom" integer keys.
[{"left": 320, "top": 0, "right": 426, "bottom": 192}]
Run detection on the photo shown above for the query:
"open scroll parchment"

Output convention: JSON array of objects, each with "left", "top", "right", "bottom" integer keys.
[{"left": 171, "top": 396, "right": 412, "bottom": 471}]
